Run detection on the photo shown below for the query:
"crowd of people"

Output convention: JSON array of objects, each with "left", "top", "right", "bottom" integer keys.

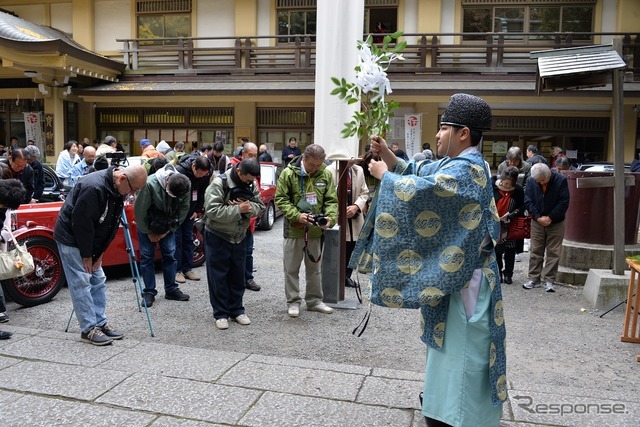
[{"left": 0, "top": 105, "right": 576, "bottom": 425}]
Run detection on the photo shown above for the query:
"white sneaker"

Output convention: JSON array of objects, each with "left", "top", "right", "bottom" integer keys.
[
  {"left": 515, "top": 253, "right": 522, "bottom": 262},
  {"left": 307, "top": 302, "right": 334, "bottom": 314},
  {"left": 215, "top": 318, "right": 229, "bottom": 330},
  {"left": 523, "top": 280, "right": 538, "bottom": 290},
  {"left": 288, "top": 305, "right": 300, "bottom": 318},
  {"left": 233, "top": 314, "right": 251, "bottom": 325},
  {"left": 545, "top": 282, "right": 556, "bottom": 293}
]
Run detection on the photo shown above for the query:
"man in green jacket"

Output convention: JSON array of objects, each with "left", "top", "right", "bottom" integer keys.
[
  {"left": 134, "top": 164, "right": 191, "bottom": 308},
  {"left": 203, "top": 158, "right": 265, "bottom": 330},
  {"left": 274, "top": 144, "right": 338, "bottom": 318}
]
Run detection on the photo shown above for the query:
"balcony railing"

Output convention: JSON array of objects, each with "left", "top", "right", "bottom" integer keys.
[{"left": 116, "top": 32, "right": 640, "bottom": 80}]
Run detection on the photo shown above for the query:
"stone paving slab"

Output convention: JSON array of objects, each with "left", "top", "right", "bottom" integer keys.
[
  {"left": 508, "top": 390, "right": 639, "bottom": 427},
  {"left": 0, "top": 389, "right": 21, "bottom": 406},
  {"left": 239, "top": 390, "right": 415, "bottom": 427},
  {"left": 357, "top": 375, "right": 423, "bottom": 409},
  {"left": 372, "top": 367, "right": 424, "bottom": 381},
  {"left": 150, "top": 417, "right": 227, "bottom": 426},
  {"left": 97, "top": 341, "right": 246, "bottom": 381},
  {"left": 0, "top": 354, "right": 20, "bottom": 370},
  {"left": 218, "top": 359, "right": 364, "bottom": 401},
  {"left": 97, "top": 372, "right": 262, "bottom": 424},
  {"left": 0, "top": 394, "right": 155, "bottom": 426},
  {"left": 246, "top": 353, "right": 372, "bottom": 375},
  {"left": 0, "top": 360, "right": 130, "bottom": 400},
  {"left": 0, "top": 335, "right": 127, "bottom": 367}
]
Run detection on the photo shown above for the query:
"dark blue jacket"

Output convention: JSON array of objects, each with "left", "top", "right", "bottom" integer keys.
[{"left": 524, "top": 172, "right": 570, "bottom": 224}]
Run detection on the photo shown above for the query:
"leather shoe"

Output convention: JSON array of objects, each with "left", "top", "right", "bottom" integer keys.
[
  {"left": 166, "top": 289, "right": 190, "bottom": 301},
  {"left": 141, "top": 293, "right": 154, "bottom": 308},
  {"left": 503, "top": 276, "right": 513, "bottom": 284},
  {"left": 345, "top": 277, "right": 357, "bottom": 288},
  {"left": 184, "top": 271, "right": 200, "bottom": 281},
  {"left": 245, "top": 279, "right": 261, "bottom": 291},
  {"left": 0, "top": 330, "right": 12, "bottom": 340}
]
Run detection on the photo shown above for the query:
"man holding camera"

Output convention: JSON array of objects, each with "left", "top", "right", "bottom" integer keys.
[
  {"left": 275, "top": 144, "right": 338, "bottom": 317},
  {"left": 203, "top": 158, "right": 265, "bottom": 330}
]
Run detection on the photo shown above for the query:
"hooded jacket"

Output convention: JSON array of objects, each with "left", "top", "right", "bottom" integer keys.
[
  {"left": 274, "top": 155, "right": 338, "bottom": 239},
  {"left": 203, "top": 166, "right": 265, "bottom": 244},
  {"left": 53, "top": 166, "right": 123, "bottom": 260},
  {"left": 133, "top": 164, "right": 190, "bottom": 234},
  {"left": 175, "top": 154, "right": 211, "bottom": 217}
]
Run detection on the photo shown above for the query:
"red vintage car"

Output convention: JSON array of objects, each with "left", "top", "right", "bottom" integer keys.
[
  {"left": 1, "top": 162, "right": 281, "bottom": 307},
  {"left": 2, "top": 201, "right": 205, "bottom": 307}
]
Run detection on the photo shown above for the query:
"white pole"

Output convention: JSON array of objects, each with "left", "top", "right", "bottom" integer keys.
[{"left": 314, "top": 0, "right": 364, "bottom": 160}]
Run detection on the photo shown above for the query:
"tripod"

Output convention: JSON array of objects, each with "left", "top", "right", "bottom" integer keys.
[
  {"left": 600, "top": 294, "right": 637, "bottom": 318},
  {"left": 65, "top": 207, "right": 155, "bottom": 336}
]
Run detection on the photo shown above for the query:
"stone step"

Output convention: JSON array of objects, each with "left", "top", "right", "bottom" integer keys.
[{"left": 560, "top": 240, "right": 640, "bottom": 271}]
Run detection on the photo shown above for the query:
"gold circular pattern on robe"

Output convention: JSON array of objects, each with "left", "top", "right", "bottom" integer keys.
[
  {"left": 393, "top": 177, "right": 418, "bottom": 201},
  {"left": 415, "top": 210, "right": 441, "bottom": 237},
  {"left": 420, "top": 287, "right": 444, "bottom": 307},
  {"left": 397, "top": 249, "right": 423, "bottom": 275},
  {"left": 375, "top": 213, "right": 399, "bottom": 238},
  {"left": 458, "top": 203, "right": 482, "bottom": 230},
  {"left": 489, "top": 342, "right": 497, "bottom": 367},
  {"left": 433, "top": 174, "right": 458, "bottom": 198},
  {"left": 482, "top": 267, "right": 497, "bottom": 290},
  {"left": 469, "top": 164, "right": 487, "bottom": 188},
  {"left": 494, "top": 299, "right": 505, "bottom": 326},
  {"left": 496, "top": 375, "right": 508, "bottom": 401},
  {"left": 439, "top": 246, "right": 465, "bottom": 273},
  {"left": 380, "top": 287, "right": 404, "bottom": 308},
  {"left": 433, "top": 322, "right": 446, "bottom": 348}
]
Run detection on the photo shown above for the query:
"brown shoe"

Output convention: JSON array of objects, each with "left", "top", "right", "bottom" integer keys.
[
  {"left": 183, "top": 271, "right": 200, "bottom": 281},
  {"left": 175, "top": 272, "right": 186, "bottom": 284},
  {"left": 246, "top": 279, "right": 261, "bottom": 291}
]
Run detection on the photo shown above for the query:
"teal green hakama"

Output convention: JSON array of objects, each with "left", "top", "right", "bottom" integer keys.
[{"left": 422, "top": 275, "right": 502, "bottom": 427}]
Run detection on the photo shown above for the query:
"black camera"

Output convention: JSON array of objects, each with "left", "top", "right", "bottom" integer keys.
[
  {"left": 106, "top": 151, "right": 127, "bottom": 166},
  {"left": 308, "top": 213, "right": 329, "bottom": 227}
]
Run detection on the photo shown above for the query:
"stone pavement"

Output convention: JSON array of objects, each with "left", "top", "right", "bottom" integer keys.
[{"left": 0, "top": 324, "right": 638, "bottom": 426}]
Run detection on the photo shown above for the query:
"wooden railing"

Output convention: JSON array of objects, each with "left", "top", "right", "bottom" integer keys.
[{"left": 116, "top": 32, "right": 640, "bottom": 79}]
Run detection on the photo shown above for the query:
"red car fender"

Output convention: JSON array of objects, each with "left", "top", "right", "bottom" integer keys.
[{"left": 12, "top": 224, "right": 55, "bottom": 241}]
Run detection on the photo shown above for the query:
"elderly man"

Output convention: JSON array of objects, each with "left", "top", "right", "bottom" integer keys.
[
  {"left": 54, "top": 164, "right": 147, "bottom": 345},
  {"left": 0, "top": 148, "right": 35, "bottom": 204},
  {"left": 95, "top": 135, "right": 118, "bottom": 158},
  {"left": 134, "top": 164, "right": 191, "bottom": 307},
  {"left": 68, "top": 146, "right": 96, "bottom": 186},
  {"left": 24, "top": 145, "right": 44, "bottom": 202},
  {"left": 275, "top": 144, "right": 338, "bottom": 317},
  {"left": 352, "top": 94, "right": 507, "bottom": 426},
  {"left": 523, "top": 163, "right": 570, "bottom": 292},
  {"left": 258, "top": 144, "right": 273, "bottom": 162}
]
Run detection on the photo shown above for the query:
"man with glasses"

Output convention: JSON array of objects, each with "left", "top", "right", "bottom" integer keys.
[
  {"left": 275, "top": 144, "right": 338, "bottom": 318},
  {"left": 54, "top": 164, "right": 148, "bottom": 346},
  {"left": 134, "top": 164, "right": 191, "bottom": 308}
]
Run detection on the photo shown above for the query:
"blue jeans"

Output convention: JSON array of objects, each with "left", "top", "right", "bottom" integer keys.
[
  {"left": 137, "top": 230, "right": 178, "bottom": 296},
  {"left": 175, "top": 217, "right": 195, "bottom": 273},
  {"left": 204, "top": 229, "right": 246, "bottom": 319},
  {"left": 57, "top": 242, "right": 108, "bottom": 334},
  {"left": 244, "top": 230, "right": 254, "bottom": 282}
]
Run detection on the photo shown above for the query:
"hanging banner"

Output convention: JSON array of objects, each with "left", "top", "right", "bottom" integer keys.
[
  {"left": 404, "top": 113, "right": 422, "bottom": 157},
  {"left": 44, "top": 113, "right": 54, "bottom": 158},
  {"left": 23, "top": 112, "right": 44, "bottom": 150}
]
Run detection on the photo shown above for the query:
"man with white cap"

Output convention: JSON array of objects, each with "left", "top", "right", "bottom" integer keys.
[{"left": 353, "top": 93, "right": 507, "bottom": 426}]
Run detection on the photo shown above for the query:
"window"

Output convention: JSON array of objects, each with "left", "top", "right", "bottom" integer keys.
[
  {"left": 136, "top": 0, "right": 191, "bottom": 45},
  {"left": 462, "top": 3, "right": 594, "bottom": 42},
  {"left": 277, "top": 9, "right": 316, "bottom": 43}
]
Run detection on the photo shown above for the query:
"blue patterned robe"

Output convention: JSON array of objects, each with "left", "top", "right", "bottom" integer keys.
[{"left": 350, "top": 150, "right": 507, "bottom": 406}]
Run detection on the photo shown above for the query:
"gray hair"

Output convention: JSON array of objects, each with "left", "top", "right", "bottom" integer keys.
[
  {"left": 530, "top": 163, "right": 551, "bottom": 181},
  {"left": 506, "top": 146, "right": 523, "bottom": 161},
  {"left": 303, "top": 144, "right": 326, "bottom": 160}
]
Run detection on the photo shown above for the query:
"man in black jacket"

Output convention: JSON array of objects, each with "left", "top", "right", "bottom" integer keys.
[
  {"left": 175, "top": 154, "right": 211, "bottom": 283},
  {"left": 54, "top": 164, "right": 147, "bottom": 346},
  {"left": 1, "top": 148, "right": 35, "bottom": 203}
]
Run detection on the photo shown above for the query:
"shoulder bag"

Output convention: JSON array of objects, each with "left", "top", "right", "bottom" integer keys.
[{"left": 0, "top": 227, "right": 35, "bottom": 281}]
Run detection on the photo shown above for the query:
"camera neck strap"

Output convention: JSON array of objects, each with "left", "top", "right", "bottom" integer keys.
[{"left": 303, "top": 225, "right": 324, "bottom": 263}]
